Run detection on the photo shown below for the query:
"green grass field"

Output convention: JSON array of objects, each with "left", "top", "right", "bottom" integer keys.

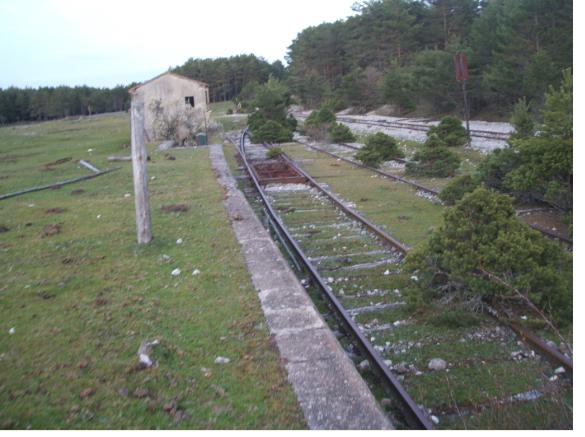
[{"left": 0, "top": 114, "right": 305, "bottom": 429}]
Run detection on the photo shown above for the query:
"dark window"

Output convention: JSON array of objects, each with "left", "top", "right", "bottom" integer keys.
[{"left": 185, "top": 96, "right": 194, "bottom": 107}]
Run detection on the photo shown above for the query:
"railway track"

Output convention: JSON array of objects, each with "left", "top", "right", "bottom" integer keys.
[
  {"left": 292, "top": 139, "right": 573, "bottom": 248},
  {"left": 227, "top": 131, "right": 572, "bottom": 430},
  {"left": 334, "top": 115, "right": 511, "bottom": 142}
]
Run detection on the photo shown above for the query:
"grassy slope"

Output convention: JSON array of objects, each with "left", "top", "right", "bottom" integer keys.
[{"left": 0, "top": 114, "right": 305, "bottom": 429}]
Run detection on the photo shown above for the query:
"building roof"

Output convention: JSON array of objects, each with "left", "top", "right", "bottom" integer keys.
[{"left": 129, "top": 71, "right": 209, "bottom": 94}]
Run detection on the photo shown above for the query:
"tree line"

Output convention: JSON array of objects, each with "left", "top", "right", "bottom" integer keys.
[
  {"left": 173, "top": 54, "right": 284, "bottom": 103},
  {"left": 0, "top": 54, "right": 281, "bottom": 125},
  {"left": 286, "top": 0, "right": 572, "bottom": 116},
  {"left": 0, "top": 85, "right": 132, "bottom": 124}
]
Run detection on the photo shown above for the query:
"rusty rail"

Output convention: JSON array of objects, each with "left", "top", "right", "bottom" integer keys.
[
  {"left": 295, "top": 140, "right": 572, "bottom": 248},
  {"left": 235, "top": 133, "right": 433, "bottom": 430}
]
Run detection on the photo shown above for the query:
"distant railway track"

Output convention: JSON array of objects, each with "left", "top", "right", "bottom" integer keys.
[
  {"left": 228, "top": 131, "right": 572, "bottom": 430},
  {"left": 294, "top": 140, "right": 573, "bottom": 248},
  {"left": 334, "top": 115, "right": 511, "bottom": 142}
]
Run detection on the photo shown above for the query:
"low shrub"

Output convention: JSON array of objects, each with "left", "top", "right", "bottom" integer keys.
[
  {"left": 439, "top": 175, "right": 480, "bottom": 205},
  {"left": 406, "top": 139, "right": 460, "bottom": 177},
  {"left": 251, "top": 120, "right": 293, "bottom": 144},
  {"left": 355, "top": 133, "right": 404, "bottom": 167},
  {"left": 329, "top": 123, "right": 355, "bottom": 143},
  {"left": 405, "top": 187, "right": 572, "bottom": 327},
  {"left": 305, "top": 106, "right": 336, "bottom": 127},
  {"left": 266, "top": 147, "right": 284, "bottom": 159},
  {"left": 428, "top": 116, "right": 469, "bottom": 147}
]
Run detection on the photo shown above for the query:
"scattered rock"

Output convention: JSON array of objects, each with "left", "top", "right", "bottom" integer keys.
[
  {"left": 118, "top": 388, "right": 129, "bottom": 397},
  {"left": 176, "top": 238, "right": 183, "bottom": 245},
  {"left": 94, "top": 297, "right": 109, "bottom": 306},
  {"left": 232, "top": 213, "right": 243, "bottom": 221},
  {"left": 41, "top": 223, "right": 61, "bottom": 237},
  {"left": 37, "top": 291, "right": 55, "bottom": 300},
  {"left": 214, "top": 356, "right": 231, "bottom": 364},
  {"left": 428, "top": 358, "right": 447, "bottom": 371},
  {"left": 138, "top": 339, "right": 160, "bottom": 368},
  {"left": 192, "top": 269, "right": 201, "bottom": 276},
  {"left": 80, "top": 388, "right": 96, "bottom": 398},
  {"left": 0, "top": 225, "right": 10, "bottom": 233},
  {"left": 394, "top": 363, "right": 409, "bottom": 374},
  {"left": 163, "top": 400, "right": 178, "bottom": 413},
  {"left": 380, "top": 398, "right": 393, "bottom": 408},
  {"left": 161, "top": 204, "right": 189, "bottom": 213},
  {"left": 70, "top": 189, "right": 85, "bottom": 195},
  {"left": 171, "top": 268, "right": 181, "bottom": 277},
  {"left": 133, "top": 387, "right": 150, "bottom": 399},
  {"left": 358, "top": 360, "right": 370, "bottom": 372},
  {"left": 8, "top": 327, "right": 15, "bottom": 335},
  {"left": 78, "top": 359, "right": 90, "bottom": 369}
]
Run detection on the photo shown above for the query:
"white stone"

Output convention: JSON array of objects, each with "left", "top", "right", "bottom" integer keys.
[
  {"left": 8, "top": 327, "right": 15, "bottom": 335},
  {"left": 192, "top": 269, "right": 201, "bottom": 276},
  {"left": 554, "top": 366, "right": 566, "bottom": 375},
  {"left": 428, "top": 358, "right": 447, "bottom": 371},
  {"left": 358, "top": 360, "right": 370, "bottom": 371},
  {"left": 215, "top": 356, "right": 230, "bottom": 364},
  {"left": 176, "top": 238, "right": 183, "bottom": 245},
  {"left": 431, "top": 415, "right": 440, "bottom": 425},
  {"left": 171, "top": 268, "right": 181, "bottom": 277}
]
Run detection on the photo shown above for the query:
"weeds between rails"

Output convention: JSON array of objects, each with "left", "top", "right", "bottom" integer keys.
[
  {"left": 293, "top": 140, "right": 572, "bottom": 248},
  {"left": 227, "top": 134, "right": 572, "bottom": 430}
]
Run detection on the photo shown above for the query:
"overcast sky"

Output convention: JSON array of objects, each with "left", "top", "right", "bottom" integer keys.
[{"left": 0, "top": 0, "right": 357, "bottom": 89}]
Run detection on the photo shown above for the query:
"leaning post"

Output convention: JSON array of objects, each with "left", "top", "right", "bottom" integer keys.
[{"left": 130, "top": 100, "right": 152, "bottom": 244}]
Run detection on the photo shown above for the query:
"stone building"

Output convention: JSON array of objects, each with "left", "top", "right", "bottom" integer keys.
[{"left": 129, "top": 72, "right": 209, "bottom": 143}]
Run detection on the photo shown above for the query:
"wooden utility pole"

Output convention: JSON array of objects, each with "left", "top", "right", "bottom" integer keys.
[{"left": 130, "top": 101, "right": 152, "bottom": 244}]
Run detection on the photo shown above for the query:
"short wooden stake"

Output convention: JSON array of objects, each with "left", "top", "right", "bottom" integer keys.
[{"left": 130, "top": 101, "right": 152, "bottom": 244}]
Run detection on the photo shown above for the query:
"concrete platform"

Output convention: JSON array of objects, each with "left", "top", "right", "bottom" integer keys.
[{"left": 209, "top": 144, "right": 393, "bottom": 430}]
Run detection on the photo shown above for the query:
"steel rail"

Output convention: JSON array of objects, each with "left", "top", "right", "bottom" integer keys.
[
  {"left": 236, "top": 131, "right": 571, "bottom": 426},
  {"left": 236, "top": 133, "right": 434, "bottom": 430},
  {"left": 335, "top": 115, "right": 510, "bottom": 141},
  {"left": 266, "top": 140, "right": 574, "bottom": 376},
  {"left": 278, "top": 151, "right": 411, "bottom": 254},
  {"left": 294, "top": 140, "right": 573, "bottom": 248},
  {"left": 295, "top": 139, "right": 439, "bottom": 196}
]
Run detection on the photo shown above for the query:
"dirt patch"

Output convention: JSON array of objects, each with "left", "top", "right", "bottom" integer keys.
[
  {"left": 161, "top": 204, "right": 189, "bottom": 213},
  {"left": 45, "top": 208, "right": 67, "bottom": 214},
  {"left": 0, "top": 154, "right": 18, "bottom": 163},
  {"left": 41, "top": 224, "right": 61, "bottom": 237},
  {"left": 518, "top": 210, "right": 570, "bottom": 240},
  {"left": 41, "top": 157, "right": 72, "bottom": 172},
  {"left": 0, "top": 225, "right": 9, "bottom": 233},
  {"left": 70, "top": 189, "right": 85, "bottom": 195}
]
